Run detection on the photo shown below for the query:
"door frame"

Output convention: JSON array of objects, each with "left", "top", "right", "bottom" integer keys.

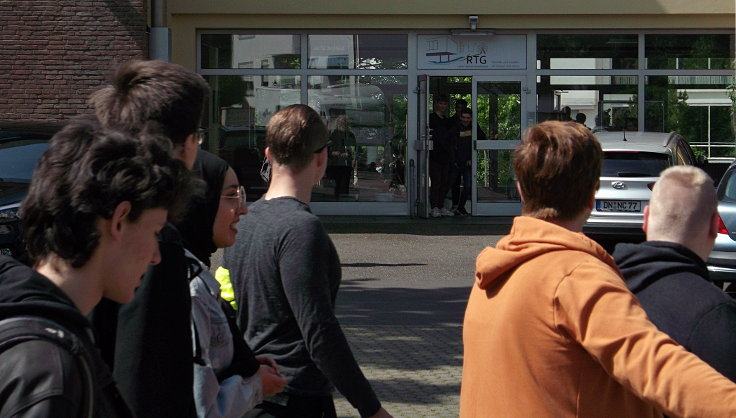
[{"left": 471, "top": 75, "right": 528, "bottom": 216}]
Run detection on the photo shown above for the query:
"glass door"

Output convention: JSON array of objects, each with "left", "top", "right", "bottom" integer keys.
[{"left": 471, "top": 77, "right": 526, "bottom": 216}]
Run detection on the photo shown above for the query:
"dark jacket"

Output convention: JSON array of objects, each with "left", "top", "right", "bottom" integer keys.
[
  {"left": 613, "top": 241, "right": 736, "bottom": 381},
  {"left": 175, "top": 150, "right": 229, "bottom": 268},
  {"left": 429, "top": 113, "right": 453, "bottom": 164},
  {"left": 90, "top": 224, "right": 197, "bottom": 418},
  {"left": 0, "top": 255, "right": 132, "bottom": 417}
]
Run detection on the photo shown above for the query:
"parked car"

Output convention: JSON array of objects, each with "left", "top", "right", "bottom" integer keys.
[
  {"left": 707, "top": 160, "right": 736, "bottom": 291},
  {"left": 584, "top": 131, "right": 704, "bottom": 240},
  {"left": 0, "top": 121, "right": 61, "bottom": 261}
]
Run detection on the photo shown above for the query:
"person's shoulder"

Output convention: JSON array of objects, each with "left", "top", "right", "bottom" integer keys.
[{"left": 0, "top": 335, "right": 81, "bottom": 406}]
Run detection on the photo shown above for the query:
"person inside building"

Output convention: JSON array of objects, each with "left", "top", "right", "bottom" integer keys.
[
  {"left": 460, "top": 120, "right": 736, "bottom": 417},
  {"left": 88, "top": 59, "right": 210, "bottom": 418},
  {"left": 222, "top": 104, "right": 392, "bottom": 418},
  {"left": 0, "top": 117, "right": 194, "bottom": 417},
  {"left": 449, "top": 98, "right": 468, "bottom": 125},
  {"left": 447, "top": 108, "right": 485, "bottom": 216},
  {"left": 188, "top": 160, "right": 288, "bottom": 417},
  {"left": 326, "top": 115, "right": 355, "bottom": 199},
  {"left": 429, "top": 94, "right": 454, "bottom": 217},
  {"left": 613, "top": 165, "right": 736, "bottom": 381}
]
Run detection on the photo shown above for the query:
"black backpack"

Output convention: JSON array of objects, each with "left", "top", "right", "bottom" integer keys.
[{"left": 0, "top": 316, "right": 94, "bottom": 418}]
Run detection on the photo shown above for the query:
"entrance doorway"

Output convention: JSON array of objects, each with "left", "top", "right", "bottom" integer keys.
[{"left": 416, "top": 76, "right": 526, "bottom": 217}]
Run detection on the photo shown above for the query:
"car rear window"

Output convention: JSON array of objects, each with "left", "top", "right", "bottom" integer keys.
[{"left": 601, "top": 152, "right": 669, "bottom": 177}]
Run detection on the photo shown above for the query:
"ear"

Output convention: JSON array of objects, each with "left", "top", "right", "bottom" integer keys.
[
  {"left": 314, "top": 147, "right": 327, "bottom": 168},
  {"left": 109, "top": 201, "right": 132, "bottom": 241},
  {"left": 642, "top": 205, "right": 650, "bottom": 234},
  {"left": 585, "top": 181, "right": 599, "bottom": 211},
  {"left": 264, "top": 147, "right": 272, "bottom": 162},
  {"left": 515, "top": 182, "right": 525, "bottom": 203},
  {"left": 708, "top": 211, "right": 719, "bottom": 239}
]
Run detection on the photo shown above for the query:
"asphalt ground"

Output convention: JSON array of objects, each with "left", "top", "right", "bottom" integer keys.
[{"left": 213, "top": 216, "right": 512, "bottom": 418}]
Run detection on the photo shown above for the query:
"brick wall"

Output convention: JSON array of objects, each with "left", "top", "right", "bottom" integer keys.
[{"left": 0, "top": 0, "right": 148, "bottom": 122}]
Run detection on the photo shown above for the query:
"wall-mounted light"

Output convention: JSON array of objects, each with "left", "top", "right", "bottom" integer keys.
[{"left": 468, "top": 15, "right": 478, "bottom": 31}]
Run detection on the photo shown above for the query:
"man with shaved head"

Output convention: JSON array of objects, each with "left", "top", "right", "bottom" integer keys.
[{"left": 614, "top": 165, "right": 736, "bottom": 381}]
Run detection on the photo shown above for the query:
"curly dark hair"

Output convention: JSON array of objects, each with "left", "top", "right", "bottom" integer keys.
[{"left": 22, "top": 116, "right": 199, "bottom": 268}]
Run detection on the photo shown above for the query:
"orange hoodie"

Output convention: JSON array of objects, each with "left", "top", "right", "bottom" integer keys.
[{"left": 460, "top": 216, "right": 736, "bottom": 417}]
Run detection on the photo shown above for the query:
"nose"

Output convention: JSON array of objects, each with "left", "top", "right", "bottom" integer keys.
[{"left": 150, "top": 243, "right": 162, "bottom": 266}]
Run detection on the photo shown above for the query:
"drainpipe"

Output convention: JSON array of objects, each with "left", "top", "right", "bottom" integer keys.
[{"left": 150, "top": 0, "right": 171, "bottom": 61}]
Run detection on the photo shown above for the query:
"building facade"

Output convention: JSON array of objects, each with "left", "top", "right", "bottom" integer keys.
[
  {"left": 0, "top": 0, "right": 148, "bottom": 121},
  {"left": 3, "top": 1, "right": 734, "bottom": 217}
]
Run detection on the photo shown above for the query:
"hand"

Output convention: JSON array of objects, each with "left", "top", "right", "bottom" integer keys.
[
  {"left": 257, "top": 364, "right": 288, "bottom": 396},
  {"left": 255, "top": 355, "right": 281, "bottom": 375},
  {"left": 368, "top": 408, "right": 393, "bottom": 418}
]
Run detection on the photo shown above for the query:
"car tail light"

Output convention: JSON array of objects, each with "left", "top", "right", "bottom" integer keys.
[
  {"left": 647, "top": 182, "right": 655, "bottom": 190},
  {"left": 718, "top": 215, "right": 729, "bottom": 234}
]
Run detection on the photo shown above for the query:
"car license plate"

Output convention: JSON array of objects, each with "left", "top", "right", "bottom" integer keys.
[
  {"left": 596, "top": 200, "right": 641, "bottom": 212},
  {"left": 0, "top": 248, "right": 12, "bottom": 256}
]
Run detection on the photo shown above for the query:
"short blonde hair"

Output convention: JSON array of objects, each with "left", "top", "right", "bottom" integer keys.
[{"left": 648, "top": 166, "right": 717, "bottom": 240}]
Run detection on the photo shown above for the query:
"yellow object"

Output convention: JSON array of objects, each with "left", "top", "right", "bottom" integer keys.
[{"left": 214, "top": 266, "right": 237, "bottom": 310}]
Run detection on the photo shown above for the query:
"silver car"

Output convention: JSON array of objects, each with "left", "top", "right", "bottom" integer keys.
[
  {"left": 707, "top": 161, "right": 736, "bottom": 290},
  {"left": 584, "top": 131, "right": 701, "bottom": 238}
]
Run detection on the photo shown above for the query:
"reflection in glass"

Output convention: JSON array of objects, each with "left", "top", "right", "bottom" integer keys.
[
  {"left": 537, "top": 35, "right": 638, "bottom": 70},
  {"left": 308, "top": 35, "right": 408, "bottom": 70},
  {"left": 646, "top": 75, "right": 734, "bottom": 158},
  {"left": 201, "top": 34, "right": 301, "bottom": 69},
  {"left": 646, "top": 34, "right": 734, "bottom": 70},
  {"left": 475, "top": 83, "right": 521, "bottom": 205},
  {"left": 476, "top": 150, "right": 519, "bottom": 203},
  {"left": 202, "top": 75, "right": 301, "bottom": 199},
  {"left": 537, "top": 75, "right": 638, "bottom": 131},
  {"left": 308, "top": 75, "right": 408, "bottom": 202}
]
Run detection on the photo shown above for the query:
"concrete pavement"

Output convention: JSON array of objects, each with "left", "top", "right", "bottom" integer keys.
[{"left": 325, "top": 219, "right": 509, "bottom": 418}]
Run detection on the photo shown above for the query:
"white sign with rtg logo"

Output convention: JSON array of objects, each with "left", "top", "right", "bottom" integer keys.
[{"left": 417, "top": 35, "right": 526, "bottom": 70}]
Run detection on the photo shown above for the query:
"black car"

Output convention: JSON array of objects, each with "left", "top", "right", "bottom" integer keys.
[{"left": 0, "top": 121, "right": 62, "bottom": 260}]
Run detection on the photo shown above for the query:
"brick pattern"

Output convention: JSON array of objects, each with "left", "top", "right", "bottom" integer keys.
[{"left": 0, "top": 0, "right": 148, "bottom": 122}]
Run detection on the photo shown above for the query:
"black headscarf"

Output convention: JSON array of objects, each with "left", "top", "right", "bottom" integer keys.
[{"left": 175, "top": 149, "right": 229, "bottom": 267}]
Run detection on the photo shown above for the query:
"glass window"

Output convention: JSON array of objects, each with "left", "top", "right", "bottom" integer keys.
[
  {"left": 537, "top": 35, "right": 638, "bottom": 70},
  {"left": 476, "top": 150, "right": 519, "bottom": 204},
  {"left": 645, "top": 75, "right": 734, "bottom": 158},
  {"left": 202, "top": 75, "right": 301, "bottom": 199},
  {"left": 537, "top": 75, "right": 638, "bottom": 130},
  {"left": 308, "top": 75, "right": 408, "bottom": 202},
  {"left": 601, "top": 152, "right": 669, "bottom": 177},
  {"left": 646, "top": 34, "right": 734, "bottom": 70},
  {"left": 308, "top": 35, "right": 408, "bottom": 69},
  {"left": 201, "top": 34, "right": 301, "bottom": 69}
]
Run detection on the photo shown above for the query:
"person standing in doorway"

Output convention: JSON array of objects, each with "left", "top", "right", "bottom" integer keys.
[{"left": 429, "top": 94, "right": 454, "bottom": 217}]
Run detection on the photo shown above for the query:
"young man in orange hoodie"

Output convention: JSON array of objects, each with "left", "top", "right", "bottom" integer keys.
[{"left": 460, "top": 120, "right": 736, "bottom": 417}]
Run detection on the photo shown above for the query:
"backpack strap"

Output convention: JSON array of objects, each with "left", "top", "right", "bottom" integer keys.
[{"left": 0, "top": 316, "right": 95, "bottom": 418}]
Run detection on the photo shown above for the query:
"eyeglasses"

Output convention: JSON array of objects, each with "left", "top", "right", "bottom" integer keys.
[
  {"left": 195, "top": 128, "right": 207, "bottom": 145},
  {"left": 313, "top": 140, "right": 333, "bottom": 154},
  {"left": 221, "top": 185, "right": 246, "bottom": 208}
]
